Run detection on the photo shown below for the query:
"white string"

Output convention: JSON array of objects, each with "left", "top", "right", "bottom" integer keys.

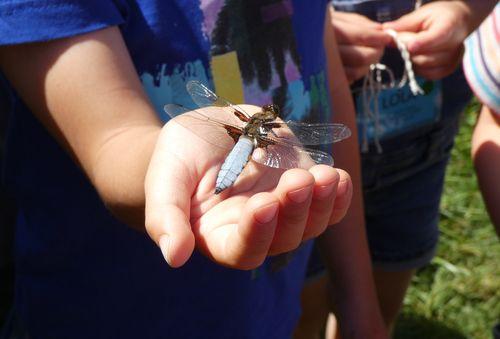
[
  {"left": 385, "top": 29, "right": 424, "bottom": 96},
  {"left": 361, "top": 64, "right": 394, "bottom": 153},
  {"left": 360, "top": 28, "right": 424, "bottom": 153}
]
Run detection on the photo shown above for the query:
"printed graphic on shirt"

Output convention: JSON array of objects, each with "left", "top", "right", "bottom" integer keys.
[
  {"left": 141, "top": 61, "right": 211, "bottom": 120},
  {"left": 140, "top": 0, "right": 329, "bottom": 124},
  {"left": 140, "top": 0, "right": 329, "bottom": 275}
]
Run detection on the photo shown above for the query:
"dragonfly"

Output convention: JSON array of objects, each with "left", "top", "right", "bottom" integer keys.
[{"left": 164, "top": 80, "right": 351, "bottom": 194}]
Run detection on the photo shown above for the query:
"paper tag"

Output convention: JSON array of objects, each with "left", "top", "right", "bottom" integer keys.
[{"left": 355, "top": 77, "right": 442, "bottom": 143}]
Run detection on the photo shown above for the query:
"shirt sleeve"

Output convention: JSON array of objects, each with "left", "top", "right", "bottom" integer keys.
[
  {"left": 0, "top": 0, "right": 125, "bottom": 45},
  {"left": 462, "top": 4, "right": 500, "bottom": 115}
]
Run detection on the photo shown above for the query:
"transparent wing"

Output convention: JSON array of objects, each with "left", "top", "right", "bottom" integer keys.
[
  {"left": 164, "top": 103, "right": 242, "bottom": 126},
  {"left": 163, "top": 104, "right": 243, "bottom": 150},
  {"left": 186, "top": 80, "right": 252, "bottom": 121},
  {"left": 252, "top": 141, "right": 334, "bottom": 170},
  {"left": 262, "top": 121, "right": 351, "bottom": 146}
]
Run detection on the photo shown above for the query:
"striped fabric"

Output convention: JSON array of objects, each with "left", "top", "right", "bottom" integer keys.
[{"left": 463, "top": 4, "right": 500, "bottom": 115}]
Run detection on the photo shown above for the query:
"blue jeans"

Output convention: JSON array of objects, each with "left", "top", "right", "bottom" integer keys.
[{"left": 307, "top": 72, "right": 470, "bottom": 277}]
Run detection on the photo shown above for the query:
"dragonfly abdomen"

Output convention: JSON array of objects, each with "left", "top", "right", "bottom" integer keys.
[{"left": 215, "top": 136, "right": 254, "bottom": 194}]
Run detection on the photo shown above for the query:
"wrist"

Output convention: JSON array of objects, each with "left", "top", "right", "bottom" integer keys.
[
  {"left": 456, "top": 0, "right": 497, "bottom": 35},
  {"left": 92, "top": 125, "right": 161, "bottom": 227}
]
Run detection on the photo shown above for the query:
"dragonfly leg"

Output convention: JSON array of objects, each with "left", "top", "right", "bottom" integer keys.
[
  {"left": 224, "top": 125, "right": 243, "bottom": 144},
  {"left": 233, "top": 109, "right": 250, "bottom": 123}
]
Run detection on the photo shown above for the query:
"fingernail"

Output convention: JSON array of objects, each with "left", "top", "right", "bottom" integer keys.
[
  {"left": 315, "top": 183, "right": 335, "bottom": 199},
  {"left": 159, "top": 235, "right": 172, "bottom": 266},
  {"left": 288, "top": 186, "right": 312, "bottom": 203},
  {"left": 255, "top": 202, "right": 279, "bottom": 224},
  {"left": 336, "top": 179, "right": 349, "bottom": 197}
]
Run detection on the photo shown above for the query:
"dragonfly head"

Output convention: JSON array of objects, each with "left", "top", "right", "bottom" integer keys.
[{"left": 262, "top": 104, "right": 280, "bottom": 119}]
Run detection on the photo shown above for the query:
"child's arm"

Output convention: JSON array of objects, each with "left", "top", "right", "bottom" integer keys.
[
  {"left": 322, "top": 8, "right": 387, "bottom": 338},
  {"left": 0, "top": 26, "right": 162, "bottom": 226},
  {"left": 472, "top": 106, "right": 500, "bottom": 234},
  {"left": 0, "top": 26, "right": 352, "bottom": 268}
]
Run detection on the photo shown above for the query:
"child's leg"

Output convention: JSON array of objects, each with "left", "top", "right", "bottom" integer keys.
[
  {"left": 362, "top": 130, "right": 455, "bottom": 335},
  {"left": 472, "top": 105, "right": 500, "bottom": 233},
  {"left": 294, "top": 275, "right": 330, "bottom": 339},
  {"left": 373, "top": 269, "right": 415, "bottom": 334}
]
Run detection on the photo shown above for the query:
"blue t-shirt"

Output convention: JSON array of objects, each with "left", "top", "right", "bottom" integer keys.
[{"left": 0, "top": 1, "right": 331, "bottom": 338}]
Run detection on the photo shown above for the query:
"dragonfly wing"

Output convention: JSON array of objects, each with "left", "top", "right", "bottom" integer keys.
[
  {"left": 186, "top": 80, "right": 252, "bottom": 122},
  {"left": 164, "top": 104, "right": 242, "bottom": 150},
  {"left": 186, "top": 80, "right": 220, "bottom": 107},
  {"left": 262, "top": 121, "right": 351, "bottom": 146},
  {"left": 252, "top": 143, "right": 334, "bottom": 170}
]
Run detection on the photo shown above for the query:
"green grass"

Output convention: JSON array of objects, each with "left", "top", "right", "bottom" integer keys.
[{"left": 394, "top": 101, "right": 500, "bottom": 339}]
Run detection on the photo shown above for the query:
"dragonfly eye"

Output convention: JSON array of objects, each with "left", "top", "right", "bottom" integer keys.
[{"left": 263, "top": 104, "right": 280, "bottom": 118}]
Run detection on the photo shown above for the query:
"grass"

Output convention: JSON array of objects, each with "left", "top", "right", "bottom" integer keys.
[{"left": 394, "top": 101, "right": 500, "bottom": 339}]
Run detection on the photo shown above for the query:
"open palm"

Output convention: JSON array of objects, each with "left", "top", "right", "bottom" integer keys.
[{"left": 145, "top": 105, "right": 352, "bottom": 269}]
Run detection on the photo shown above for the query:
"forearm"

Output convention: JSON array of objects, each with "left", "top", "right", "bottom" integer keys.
[
  {"left": 90, "top": 125, "right": 160, "bottom": 227},
  {"left": 323, "top": 8, "right": 386, "bottom": 338},
  {"left": 472, "top": 106, "right": 500, "bottom": 234},
  {"left": 459, "top": 0, "right": 498, "bottom": 33},
  {"left": 0, "top": 27, "right": 162, "bottom": 228}
]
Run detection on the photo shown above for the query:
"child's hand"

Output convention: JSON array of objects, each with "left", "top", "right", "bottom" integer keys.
[
  {"left": 383, "top": 1, "right": 472, "bottom": 80},
  {"left": 144, "top": 105, "right": 352, "bottom": 269},
  {"left": 330, "top": 9, "right": 392, "bottom": 83}
]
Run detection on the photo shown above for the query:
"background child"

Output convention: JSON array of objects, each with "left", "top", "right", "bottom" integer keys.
[
  {"left": 463, "top": 6, "right": 500, "bottom": 337},
  {"left": 297, "top": 0, "right": 497, "bottom": 337},
  {"left": 463, "top": 3, "right": 500, "bottom": 234}
]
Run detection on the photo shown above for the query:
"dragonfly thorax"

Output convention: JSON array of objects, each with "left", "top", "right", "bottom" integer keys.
[{"left": 243, "top": 104, "right": 280, "bottom": 138}]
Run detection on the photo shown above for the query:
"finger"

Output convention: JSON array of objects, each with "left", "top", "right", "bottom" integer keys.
[
  {"left": 213, "top": 193, "right": 279, "bottom": 270},
  {"left": 145, "top": 126, "right": 196, "bottom": 268},
  {"left": 334, "top": 21, "right": 392, "bottom": 47},
  {"left": 390, "top": 31, "right": 418, "bottom": 48},
  {"left": 269, "top": 168, "right": 315, "bottom": 255},
  {"left": 411, "top": 50, "right": 460, "bottom": 69},
  {"left": 328, "top": 169, "right": 352, "bottom": 225},
  {"left": 406, "top": 22, "right": 455, "bottom": 53},
  {"left": 332, "top": 11, "right": 382, "bottom": 29},
  {"left": 345, "top": 65, "right": 371, "bottom": 83},
  {"left": 339, "top": 44, "right": 385, "bottom": 68},
  {"left": 384, "top": 11, "right": 445, "bottom": 53},
  {"left": 302, "top": 165, "right": 340, "bottom": 240},
  {"left": 414, "top": 64, "right": 459, "bottom": 81},
  {"left": 383, "top": 10, "right": 425, "bottom": 33},
  {"left": 413, "top": 45, "right": 463, "bottom": 80}
]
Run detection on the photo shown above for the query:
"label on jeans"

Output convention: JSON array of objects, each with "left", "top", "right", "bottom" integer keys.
[{"left": 355, "top": 77, "right": 442, "bottom": 143}]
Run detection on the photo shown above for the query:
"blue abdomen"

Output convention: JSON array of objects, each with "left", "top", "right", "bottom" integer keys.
[{"left": 215, "top": 136, "right": 254, "bottom": 194}]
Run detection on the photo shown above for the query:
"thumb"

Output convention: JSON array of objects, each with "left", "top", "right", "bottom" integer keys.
[
  {"left": 405, "top": 21, "right": 453, "bottom": 53},
  {"left": 383, "top": 10, "right": 425, "bottom": 33},
  {"left": 384, "top": 12, "right": 453, "bottom": 54},
  {"left": 145, "top": 129, "right": 196, "bottom": 268}
]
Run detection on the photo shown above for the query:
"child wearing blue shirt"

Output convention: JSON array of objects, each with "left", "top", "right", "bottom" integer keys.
[{"left": 0, "top": 1, "right": 386, "bottom": 338}]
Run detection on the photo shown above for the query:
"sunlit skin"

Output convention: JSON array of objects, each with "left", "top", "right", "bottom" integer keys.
[{"left": 148, "top": 103, "right": 351, "bottom": 268}]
